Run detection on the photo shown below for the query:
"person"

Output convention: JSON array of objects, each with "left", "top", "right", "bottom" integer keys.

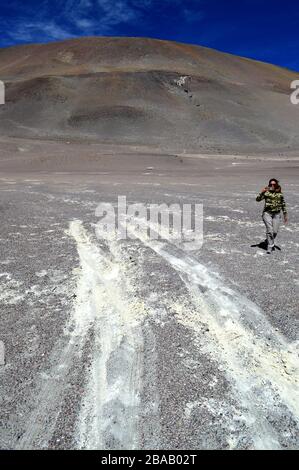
[{"left": 256, "top": 178, "right": 288, "bottom": 254}]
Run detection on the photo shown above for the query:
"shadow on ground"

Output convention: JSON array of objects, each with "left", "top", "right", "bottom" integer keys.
[{"left": 251, "top": 240, "right": 282, "bottom": 251}]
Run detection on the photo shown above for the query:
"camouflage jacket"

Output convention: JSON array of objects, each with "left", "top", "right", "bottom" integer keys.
[{"left": 256, "top": 190, "right": 287, "bottom": 214}]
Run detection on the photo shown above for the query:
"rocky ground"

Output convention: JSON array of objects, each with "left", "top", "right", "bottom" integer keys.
[{"left": 0, "top": 144, "right": 298, "bottom": 449}]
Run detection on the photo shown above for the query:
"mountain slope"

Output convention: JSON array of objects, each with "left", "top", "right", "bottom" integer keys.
[{"left": 0, "top": 36, "right": 298, "bottom": 153}]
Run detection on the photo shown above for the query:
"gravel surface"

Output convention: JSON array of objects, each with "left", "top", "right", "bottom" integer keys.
[{"left": 0, "top": 153, "right": 298, "bottom": 449}]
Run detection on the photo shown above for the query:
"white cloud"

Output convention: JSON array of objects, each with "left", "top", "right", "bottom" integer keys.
[
  {"left": 6, "top": 20, "right": 75, "bottom": 43},
  {"left": 1, "top": 0, "right": 188, "bottom": 45},
  {"left": 57, "top": 0, "right": 145, "bottom": 37},
  {"left": 75, "top": 18, "right": 96, "bottom": 29},
  {"left": 98, "top": 0, "right": 139, "bottom": 24}
]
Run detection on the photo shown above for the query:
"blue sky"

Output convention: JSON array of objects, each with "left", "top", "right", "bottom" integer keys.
[{"left": 0, "top": 0, "right": 298, "bottom": 71}]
